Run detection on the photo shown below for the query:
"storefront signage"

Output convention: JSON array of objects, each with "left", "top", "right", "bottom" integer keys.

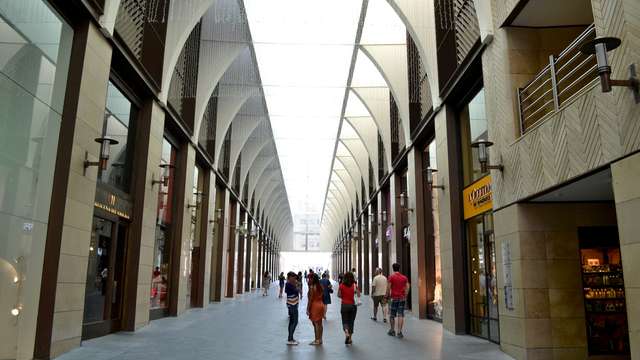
[
  {"left": 463, "top": 175, "right": 493, "bottom": 220},
  {"left": 94, "top": 187, "right": 132, "bottom": 219}
]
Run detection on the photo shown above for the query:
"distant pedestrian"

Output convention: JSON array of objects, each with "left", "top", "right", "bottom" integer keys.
[
  {"left": 351, "top": 268, "right": 358, "bottom": 283},
  {"left": 387, "top": 263, "right": 410, "bottom": 338},
  {"left": 262, "top": 271, "right": 271, "bottom": 296},
  {"left": 297, "top": 271, "right": 304, "bottom": 299},
  {"left": 307, "top": 273, "right": 324, "bottom": 345},
  {"left": 338, "top": 272, "right": 360, "bottom": 345},
  {"left": 285, "top": 272, "right": 300, "bottom": 345},
  {"left": 337, "top": 272, "right": 343, "bottom": 285},
  {"left": 307, "top": 269, "right": 314, "bottom": 284},
  {"left": 319, "top": 272, "right": 333, "bottom": 319},
  {"left": 278, "top": 272, "right": 286, "bottom": 298},
  {"left": 371, "top": 268, "right": 388, "bottom": 322}
]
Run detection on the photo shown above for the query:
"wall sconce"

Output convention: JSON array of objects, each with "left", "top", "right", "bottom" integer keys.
[
  {"left": 236, "top": 221, "right": 248, "bottom": 235},
  {"left": 187, "top": 192, "right": 206, "bottom": 209},
  {"left": 471, "top": 140, "right": 503, "bottom": 173},
  {"left": 426, "top": 167, "right": 445, "bottom": 190},
  {"left": 580, "top": 37, "right": 639, "bottom": 103},
  {"left": 152, "top": 163, "right": 175, "bottom": 187},
  {"left": 398, "top": 192, "right": 414, "bottom": 213},
  {"left": 83, "top": 137, "right": 119, "bottom": 175}
]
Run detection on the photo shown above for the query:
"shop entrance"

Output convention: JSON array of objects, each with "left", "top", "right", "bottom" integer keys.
[
  {"left": 466, "top": 212, "right": 499, "bottom": 343},
  {"left": 579, "top": 227, "right": 630, "bottom": 356},
  {"left": 82, "top": 215, "right": 128, "bottom": 340}
]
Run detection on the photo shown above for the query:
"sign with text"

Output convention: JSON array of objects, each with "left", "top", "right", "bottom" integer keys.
[{"left": 463, "top": 175, "right": 493, "bottom": 220}]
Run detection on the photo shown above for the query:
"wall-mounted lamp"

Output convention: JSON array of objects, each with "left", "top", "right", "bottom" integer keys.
[
  {"left": 426, "top": 167, "right": 445, "bottom": 190},
  {"left": 381, "top": 210, "right": 387, "bottom": 224},
  {"left": 83, "top": 137, "right": 119, "bottom": 175},
  {"left": 398, "top": 192, "right": 414, "bottom": 212},
  {"left": 580, "top": 37, "right": 639, "bottom": 103},
  {"left": 471, "top": 140, "right": 503, "bottom": 173},
  {"left": 187, "top": 192, "right": 206, "bottom": 209},
  {"left": 236, "top": 221, "right": 248, "bottom": 235},
  {"left": 152, "top": 163, "right": 175, "bottom": 187}
]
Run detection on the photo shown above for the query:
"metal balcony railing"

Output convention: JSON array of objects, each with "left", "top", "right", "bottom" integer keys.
[{"left": 517, "top": 24, "right": 597, "bottom": 133}]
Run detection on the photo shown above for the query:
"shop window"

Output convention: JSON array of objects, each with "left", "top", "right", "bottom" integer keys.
[
  {"left": 0, "top": 0, "right": 73, "bottom": 357},
  {"left": 99, "top": 82, "right": 137, "bottom": 193},
  {"left": 459, "top": 88, "right": 488, "bottom": 186},
  {"left": 466, "top": 212, "right": 499, "bottom": 343},
  {"left": 151, "top": 137, "right": 177, "bottom": 313}
]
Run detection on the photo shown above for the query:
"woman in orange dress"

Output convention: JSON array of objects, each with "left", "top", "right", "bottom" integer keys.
[{"left": 307, "top": 273, "right": 324, "bottom": 345}]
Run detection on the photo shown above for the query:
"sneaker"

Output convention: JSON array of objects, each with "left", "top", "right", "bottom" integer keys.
[
  {"left": 383, "top": 319, "right": 387, "bottom": 323},
  {"left": 370, "top": 317, "right": 377, "bottom": 321},
  {"left": 287, "top": 340, "right": 299, "bottom": 346},
  {"left": 397, "top": 332, "right": 404, "bottom": 339},
  {"left": 387, "top": 329, "right": 396, "bottom": 337}
]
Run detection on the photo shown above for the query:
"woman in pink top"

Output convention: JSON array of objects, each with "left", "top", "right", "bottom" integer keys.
[{"left": 338, "top": 272, "right": 360, "bottom": 345}]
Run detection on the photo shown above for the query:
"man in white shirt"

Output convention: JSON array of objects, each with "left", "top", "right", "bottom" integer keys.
[{"left": 370, "top": 268, "right": 389, "bottom": 322}]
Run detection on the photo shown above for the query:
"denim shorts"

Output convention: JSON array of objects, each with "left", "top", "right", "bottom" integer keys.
[{"left": 390, "top": 299, "right": 406, "bottom": 317}]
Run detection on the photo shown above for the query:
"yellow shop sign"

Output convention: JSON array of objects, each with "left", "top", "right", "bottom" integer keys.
[{"left": 463, "top": 175, "right": 493, "bottom": 219}]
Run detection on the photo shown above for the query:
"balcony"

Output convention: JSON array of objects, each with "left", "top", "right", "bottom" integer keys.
[{"left": 517, "top": 24, "right": 597, "bottom": 133}]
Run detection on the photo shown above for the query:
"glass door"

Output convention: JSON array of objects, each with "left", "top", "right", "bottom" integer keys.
[
  {"left": 467, "top": 212, "right": 499, "bottom": 343},
  {"left": 82, "top": 216, "right": 128, "bottom": 339}
]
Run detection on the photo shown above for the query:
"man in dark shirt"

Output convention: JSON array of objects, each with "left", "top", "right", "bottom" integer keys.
[{"left": 285, "top": 272, "right": 300, "bottom": 345}]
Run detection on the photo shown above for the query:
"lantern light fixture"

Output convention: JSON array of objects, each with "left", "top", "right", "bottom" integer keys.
[
  {"left": 471, "top": 140, "right": 503, "bottom": 173},
  {"left": 426, "top": 167, "right": 445, "bottom": 190},
  {"left": 152, "top": 163, "right": 175, "bottom": 187},
  {"left": 83, "top": 137, "right": 119, "bottom": 175},
  {"left": 398, "top": 192, "right": 414, "bottom": 212},
  {"left": 579, "top": 37, "right": 639, "bottom": 103}
]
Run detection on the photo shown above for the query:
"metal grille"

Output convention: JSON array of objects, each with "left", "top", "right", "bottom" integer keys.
[
  {"left": 220, "top": 126, "right": 232, "bottom": 180},
  {"left": 168, "top": 21, "right": 201, "bottom": 123},
  {"left": 198, "top": 86, "right": 218, "bottom": 158},
  {"left": 233, "top": 153, "right": 241, "bottom": 193},
  {"left": 368, "top": 161, "right": 374, "bottom": 196},
  {"left": 243, "top": 177, "right": 249, "bottom": 205},
  {"left": 390, "top": 94, "right": 401, "bottom": 161},
  {"left": 115, "top": 0, "right": 148, "bottom": 60},
  {"left": 518, "top": 25, "right": 597, "bottom": 133},
  {"left": 377, "top": 133, "right": 385, "bottom": 184},
  {"left": 453, "top": 0, "right": 480, "bottom": 64},
  {"left": 361, "top": 179, "right": 367, "bottom": 208}
]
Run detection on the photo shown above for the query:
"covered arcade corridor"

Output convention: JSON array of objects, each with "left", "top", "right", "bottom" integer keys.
[{"left": 2, "top": 0, "right": 640, "bottom": 359}]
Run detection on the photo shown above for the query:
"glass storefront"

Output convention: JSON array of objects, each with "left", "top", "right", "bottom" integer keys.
[
  {"left": 0, "top": 1, "right": 73, "bottom": 357},
  {"left": 460, "top": 89, "right": 488, "bottom": 186},
  {"left": 459, "top": 86, "right": 499, "bottom": 342},
  {"left": 466, "top": 212, "right": 499, "bottom": 342},
  {"left": 82, "top": 81, "right": 136, "bottom": 339},
  {"left": 186, "top": 165, "right": 204, "bottom": 308},
  {"left": 426, "top": 140, "right": 442, "bottom": 320},
  {"left": 151, "top": 138, "right": 177, "bottom": 314}
]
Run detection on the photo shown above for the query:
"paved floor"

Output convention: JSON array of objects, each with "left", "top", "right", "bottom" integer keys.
[{"left": 56, "top": 283, "right": 513, "bottom": 360}]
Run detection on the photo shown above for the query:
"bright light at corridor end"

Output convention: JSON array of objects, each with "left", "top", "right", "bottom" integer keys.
[
  {"left": 280, "top": 252, "right": 332, "bottom": 275},
  {"left": 244, "top": 0, "right": 362, "bottom": 252}
]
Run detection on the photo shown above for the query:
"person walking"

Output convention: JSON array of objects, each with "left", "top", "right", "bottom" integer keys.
[
  {"left": 387, "top": 263, "right": 410, "bottom": 338},
  {"left": 371, "top": 268, "right": 388, "bottom": 322},
  {"left": 262, "top": 271, "right": 272, "bottom": 296},
  {"left": 285, "top": 272, "right": 300, "bottom": 345},
  {"left": 338, "top": 272, "right": 360, "bottom": 345},
  {"left": 278, "top": 272, "right": 286, "bottom": 298},
  {"left": 319, "top": 272, "right": 333, "bottom": 320},
  {"left": 307, "top": 273, "right": 325, "bottom": 345}
]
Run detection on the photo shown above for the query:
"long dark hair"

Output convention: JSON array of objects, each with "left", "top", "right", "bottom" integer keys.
[
  {"left": 342, "top": 271, "right": 355, "bottom": 287},
  {"left": 309, "top": 273, "right": 322, "bottom": 293}
]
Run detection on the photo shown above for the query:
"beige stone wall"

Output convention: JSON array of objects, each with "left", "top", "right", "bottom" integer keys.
[
  {"left": 611, "top": 152, "right": 640, "bottom": 359},
  {"left": 135, "top": 101, "right": 165, "bottom": 329},
  {"left": 484, "top": 0, "right": 640, "bottom": 210},
  {"left": 50, "top": 22, "right": 113, "bottom": 358},
  {"left": 494, "top": 203, "right": 617, "bottom": 360}
]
